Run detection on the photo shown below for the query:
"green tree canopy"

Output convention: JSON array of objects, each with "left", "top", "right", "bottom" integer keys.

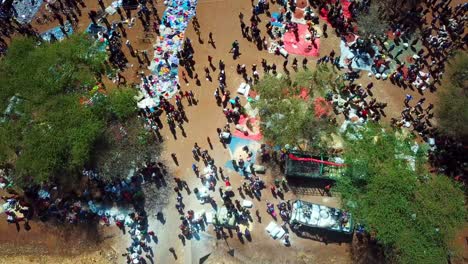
[
  {"left": 0, "top": 35, "right": 138, "bottom": 187},
  {"left": 253, "top": 66, "right": 340, "bottom": 151},
  {"left": 436, "top": 52, "right": 468, "bottom": 142},
  {"left": 337, "top": 124, "right": 466, "bottom": 264},
  {"left": 108, "top": 88, "right": 138, "bottom": 121},
  {"left": 357, "top": 0, "right": 421, "bottom": 38},
  {"left": 356, "top": 1, "right": 389, "bottom": 39}
]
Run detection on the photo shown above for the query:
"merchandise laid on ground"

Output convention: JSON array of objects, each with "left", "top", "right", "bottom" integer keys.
[
  {"left": 319, "top": 0, "right": 352, "bottom": 24},
  {"left": 213, "top": 205, "right": 236, "bottom": 228},
  {"left": 290, "top": 200, "right": 353, "bottom": 234},
  {"left": 41, "top": 22, "right": 73, "bottom": 42},
  {"left": 0, "top": 0, "right": 465, "bottom": 262},
  {"left": 11, "top": 0, "right": 43, "bottom": 24},
  {"left": 282, "top": 23, "right": 320, "bottom": 56},
  {"left": 139, "top": 0, "right": 198, "bottom": 106}
]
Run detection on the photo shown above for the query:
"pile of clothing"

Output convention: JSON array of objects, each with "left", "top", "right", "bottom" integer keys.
[{"left": 140, "top": 0, "right": 198, "bottom": 105}]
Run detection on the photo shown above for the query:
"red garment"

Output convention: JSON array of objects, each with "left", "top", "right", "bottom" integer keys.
[
  {"left": 288, "top": 153, "right": 346, "bottom": 167},
  {"left": 361, "top": 109, "right": 368, "bottom": 117},
  {"left": 395, "top": 30, "right": 401, "bottom": 37},
  {"left": 225, "top": 180, "right": 231, "bottom": 187},
  {"left": 123, "top": 192, "right": 132, "bottom": 202}
]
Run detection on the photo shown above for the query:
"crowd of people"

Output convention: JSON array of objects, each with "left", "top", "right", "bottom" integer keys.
[{"left": 0, "top": 0, "right": 466, "bottom": 263}]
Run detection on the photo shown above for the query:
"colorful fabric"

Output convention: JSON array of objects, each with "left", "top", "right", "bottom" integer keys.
[
  {"left": 288, "top": 153, "right": 345, "bottom": 167},
  {"left": 282, "top": 24, "right": 320, "bottom": 57},
  {"left": 232, "top": 115, "right": 263, "bottom": 141},
  {"left": 141, "top": 0, "right": 198, "bottom": 105},
  {"left": 319, "top": 0, "right": 352, "bottom": 25},
  {"left": 41, "top": 22, "right": 73, "bottom": 42}
]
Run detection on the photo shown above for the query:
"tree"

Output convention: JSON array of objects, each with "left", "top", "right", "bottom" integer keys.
[
  {"left": 253, "top": 66, "right": 339, "bottom": 151},
  {"left": 436, "top": 52, "right": 468, "bottom": 142},
  {"left": 336, "top": 124, "right": 466, "bottom": 264},
  {"left": 0, "top": 35, "right": 139, "bottom": 187},
  {"left": 356, "top": 1, "right": 390, "bottom": 39},
  {"left": 356, "top": 0, "right": 421, "bottom": 38},
  {"left": 378, "top": 0, "right": 420, "bottom": 21},
  {"left": 108, "top": 89, "right": 138, "bottom": 121},
  {"left": 93, "top": 118, "right": 162, "bottom": 181}
]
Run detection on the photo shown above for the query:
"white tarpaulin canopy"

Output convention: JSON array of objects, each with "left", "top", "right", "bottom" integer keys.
[{"left": 137, "top": 98, "right": 157, "bottom": 109}]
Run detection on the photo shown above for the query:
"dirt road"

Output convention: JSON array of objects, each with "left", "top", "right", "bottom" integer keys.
[{"left": 1, "top": 0, "right": 466, "bottom": 263}]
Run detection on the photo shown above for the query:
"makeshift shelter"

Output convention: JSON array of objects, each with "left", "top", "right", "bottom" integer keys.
[
  {"left": 290, "top": 200, "right": 353, "bottom": 234},
  {"left": 284, "top": 151, "right": 344, "bottom": 180}
]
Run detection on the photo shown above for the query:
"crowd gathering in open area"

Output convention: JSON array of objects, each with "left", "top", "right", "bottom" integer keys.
[{"left": 0, "top": 0, "right": 467, "bottom": 263}]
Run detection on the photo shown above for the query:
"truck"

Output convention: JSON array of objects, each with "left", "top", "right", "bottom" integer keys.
[{"left": 289, "top": 200, "right": 353, "bottom": 234}]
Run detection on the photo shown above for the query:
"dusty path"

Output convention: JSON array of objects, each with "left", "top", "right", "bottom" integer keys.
[
  {"left": 1, "top": 0, "right": 467, "bottom": 263},
  {"left": 111, "top": 1, "right": 351, "bottom": 263}
]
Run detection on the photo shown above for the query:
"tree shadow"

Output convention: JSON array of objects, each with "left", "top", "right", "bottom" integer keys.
[{"left": 292, "top": 225, "right": 352, "bottom": 245}]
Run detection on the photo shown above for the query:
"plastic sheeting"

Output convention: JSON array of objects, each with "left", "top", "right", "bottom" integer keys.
[
  {"left": 282, "top": 24, "right": 320, "bottom": 57},
  {"left": 339, "top": 38, "right": 379, "bottom": 72},
  {"left": 12, "top": 0, "right": 43, "bottom": 24},
  {"left": 41, "top": 22, "right": 73, "bottom": 42},
  {"left": 319, "top": 0, "right": 352, "bottom": 25}
]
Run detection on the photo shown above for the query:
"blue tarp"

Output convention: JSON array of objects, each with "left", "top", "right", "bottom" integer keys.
[
  {"left": 41, "top": 22, "right": 73, "bottom": 42},
  {"left": 339, "top": 40, "right": 379, "bottom": 72},
  {"left": 86, "top": 23, "right": 107, "bottom": 36},
  {"left": 12, "top": 0, "right": 43, "bottom": 24},
  {"left": 271, "top": 22, "right": 283, "bottom": 27},
  {"left": 224, "top": 136, "right": 258, "bottom": 175}
]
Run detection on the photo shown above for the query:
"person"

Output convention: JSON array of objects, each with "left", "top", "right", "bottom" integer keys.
[
  {"left": 174, "top": 177, "right": 182, "bottom": 188},
  {"left": 404, "top": 94, "right": 413, "bottom": 104},
  {"left": 169, "top": 247, "right": 177, "bottom": 259},
  {"left": 244, "top": 228, "right": 251, "bottom": 239},
  {"left": 188, "top": 90, "right": 195, "bottom": 103},
  {"left": 171, "top": 153, "right": 178, "bottom": 165},
  {"left": 283, "top": 233, "right": 290, "bottom": 246},
  {"left": 192, "top": 163, "right": 199, "bottom": 172},
  {"left": 191, "top": 142, "right": 199, "bottom": 152}
]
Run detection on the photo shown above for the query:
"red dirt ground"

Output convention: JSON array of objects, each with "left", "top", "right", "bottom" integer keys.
[{"left": 1, "top": 0, "right": 467, "bottom": 263}]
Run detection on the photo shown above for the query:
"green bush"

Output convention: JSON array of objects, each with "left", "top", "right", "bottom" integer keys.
[
  {"left": 108, "top": 88, "right": 137, "bottom": 121},
  {"left": 0, "top": 35, "right": 138, "bottom": 187},
  {"left": 337, "top": 124, "right": 466, "bottom": 263},
  {"left": 436, "top": 52, "right": 468, "bottom": 142}
]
